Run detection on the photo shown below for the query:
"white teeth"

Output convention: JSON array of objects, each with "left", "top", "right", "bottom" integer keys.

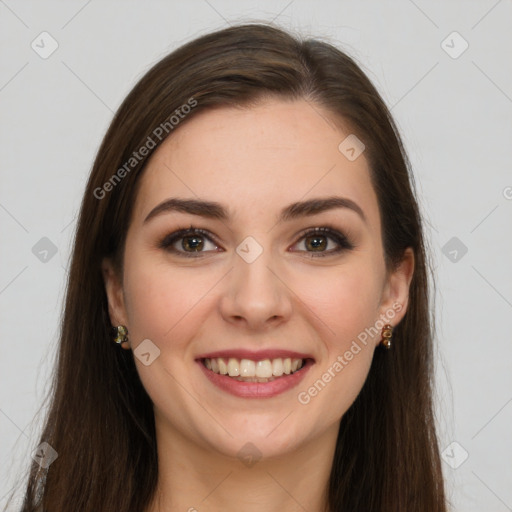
[
  {"left": 203, "top": 357, "right": 305, "bottom": 379},
  {"left": 227, "top": 358, "right": 240, "bottom": 376},
  {"left": 240, "top": 359, "right": 256, "bottom": 377},
  {"left": 255, "top": 359, "right": 272, "bottom": 378},
  {"left": 218, "top": 358, "right": 228, "bottom": 375},
  {"left": 272, "top": 358, "right": 283, "bottom": 376}
]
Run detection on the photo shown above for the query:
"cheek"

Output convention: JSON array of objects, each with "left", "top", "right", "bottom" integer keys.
[
  {"left": 294, "top": 260, "right": 383, "bottom": 340},
  {"left": 122, "top": 256, "right": 200, "bottom": 343},
  {"left": 293, "top": 260, "right": 382, "bottom": 405},
  {"left": 296, "top": 270, "right": 379, "bottom": 424}
]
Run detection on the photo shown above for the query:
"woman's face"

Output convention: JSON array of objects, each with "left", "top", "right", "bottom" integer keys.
[{"left": 103, "top": 98, "right": 414, "bottom": 460}]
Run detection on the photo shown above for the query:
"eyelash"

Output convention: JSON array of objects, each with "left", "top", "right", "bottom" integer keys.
[{"left": 158, "top": 224, "right": 356, "bottom": 258}]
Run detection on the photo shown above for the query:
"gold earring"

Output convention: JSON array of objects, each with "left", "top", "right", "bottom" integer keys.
[
  {"left": 113, "top": 325, "right": 128, "bottom": 346},
  {"left": 380, "top": 324, "right": 393, "bottom": 349}
]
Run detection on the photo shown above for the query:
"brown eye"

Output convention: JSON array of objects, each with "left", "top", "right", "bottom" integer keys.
[
  {"left": 159, "top": 225, "right": 355, "bottom": 259},
  {"left": 304, "top": 234, "right": 328, "bottom": 252},
  {"left": 291, "top": 227, "right": 355, "bottom": 257},
  {"left": 181, "top": 234, "right": 205, "bottom": 252},
  {"left": 159, "top": 227, "right": 221, "bottom": 257}
]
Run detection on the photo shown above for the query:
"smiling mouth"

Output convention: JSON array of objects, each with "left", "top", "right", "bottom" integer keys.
[{"left": 201, "top": 357, "right": 308, "bottom": 382}]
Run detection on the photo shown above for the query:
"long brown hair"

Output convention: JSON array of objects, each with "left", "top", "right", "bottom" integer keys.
[{"left": 7, "top": 22, "right": 447, "bottom": 511}]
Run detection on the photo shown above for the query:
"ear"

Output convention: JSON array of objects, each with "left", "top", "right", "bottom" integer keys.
[
  {"left": 102, "top": 258, "right": 130, "bottom": 349},
  {"left": 377, "top": 247, "right": 415, "bottom": 329}
]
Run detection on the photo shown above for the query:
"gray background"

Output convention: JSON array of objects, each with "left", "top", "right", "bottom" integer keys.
[{"left": 1, "top": 1, "right": 511, "bottom": 510}]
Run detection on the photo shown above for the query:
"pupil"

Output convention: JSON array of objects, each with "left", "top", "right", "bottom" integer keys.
[
  {"left": 307, "top": 236, "right": 326, "bottom": 251},
  {"left": 184, "top": 236, "right": 203, "bottom": 251}
]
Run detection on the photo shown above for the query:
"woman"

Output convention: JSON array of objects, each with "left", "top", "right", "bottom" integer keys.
[{"left": 11, "top": 22, "right": 447, "bottom": 511}]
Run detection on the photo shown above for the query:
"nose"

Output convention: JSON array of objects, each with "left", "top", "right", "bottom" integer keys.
[{"left": 219, "top": 244, "right": 293, "bottom": 331}]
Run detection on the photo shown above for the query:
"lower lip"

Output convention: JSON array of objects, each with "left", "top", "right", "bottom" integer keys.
[{"left": 197, "top": 359, "right": 314, "bottom": 398}]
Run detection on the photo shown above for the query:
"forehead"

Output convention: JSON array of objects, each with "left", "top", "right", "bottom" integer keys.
[{"left": 132, "top": 98, "right": 380, "bottom": 231}]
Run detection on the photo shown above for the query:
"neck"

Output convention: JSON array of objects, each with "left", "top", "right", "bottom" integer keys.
[{"left": 145, "top": 419, "right": 339, "bottom": 512}]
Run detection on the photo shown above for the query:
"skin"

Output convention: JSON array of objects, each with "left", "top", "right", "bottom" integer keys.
[{"left": 102, "top": 98, "right": 414, "bottom": 512}]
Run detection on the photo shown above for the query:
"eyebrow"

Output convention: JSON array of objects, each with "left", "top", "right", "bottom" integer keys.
[{"left": 143, "top": 196, "right": 367, "bottom": 225}]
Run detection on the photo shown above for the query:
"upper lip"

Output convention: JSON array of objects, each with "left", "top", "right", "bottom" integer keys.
[{"left": 195, "top": 349, "right": 315, "bottom": 361}]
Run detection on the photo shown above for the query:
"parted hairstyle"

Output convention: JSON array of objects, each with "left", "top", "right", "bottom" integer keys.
[{"left": 8, "top": 22, "right": 447, "bottom": 512}]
